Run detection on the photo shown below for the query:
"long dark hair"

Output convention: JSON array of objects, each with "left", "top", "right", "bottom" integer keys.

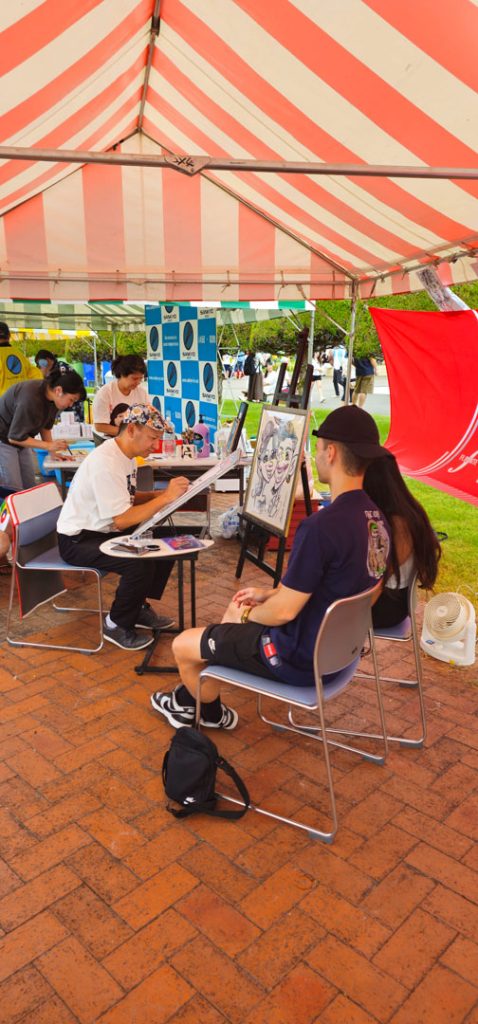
[
  {"left": 364, "top": 454, "right": 441, "bottom": 590},
  {"left": 46, "top": 369, "right": 86, "bottom": 400},
  {"left": 111, "top": 355, "right": 146, "bottom": 378}
]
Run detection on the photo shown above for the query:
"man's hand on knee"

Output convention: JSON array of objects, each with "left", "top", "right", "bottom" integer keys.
[{"left": 221, "top": 599, "right": 243, "bottom": 624}]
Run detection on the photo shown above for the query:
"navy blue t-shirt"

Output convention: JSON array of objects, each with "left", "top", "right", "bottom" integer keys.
[
  {"left": 353, "top": 356, "right": 374, "bottom": 376},
  {"left": 260, "top": 490, "right": 390, "bottom": 685}
]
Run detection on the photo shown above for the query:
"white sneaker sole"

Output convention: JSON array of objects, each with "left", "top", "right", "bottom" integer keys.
[
  {"left": 200, "top": 711, "right": 238, "bottom": 731},
  {"left": 150, "top": 693, "right": 195, "bottom": 728},
  {"left": 136, "top": 618, "right": 175, "bottom": 631}
]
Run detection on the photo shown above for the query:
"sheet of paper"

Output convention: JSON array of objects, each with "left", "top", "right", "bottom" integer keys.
[{"left": 132, "top": 450, "right": 240, "bottom": 537}]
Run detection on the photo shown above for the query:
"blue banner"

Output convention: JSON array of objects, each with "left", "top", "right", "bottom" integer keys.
[{"left": 146, "top": 305, "right": 218, "bottom": 439}]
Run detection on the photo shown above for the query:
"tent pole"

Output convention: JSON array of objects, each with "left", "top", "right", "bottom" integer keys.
[
  {"left": 308, "top": 302, "right": 316, "bottom": 365},
  {"left": 93, "top": 333, "right": 99, "bottom": 388},
  {"left": 344, "top": 283, "right": 358, "bottom": 406}
]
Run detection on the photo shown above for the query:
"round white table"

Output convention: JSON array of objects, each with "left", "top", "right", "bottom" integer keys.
[{"left": 99, "top": 535, "right": 214, "bottom": 676}]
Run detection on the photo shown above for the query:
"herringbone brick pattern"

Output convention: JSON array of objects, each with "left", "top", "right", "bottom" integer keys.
[{"left": 0, "top": 496, "right": 477, "bottom": 1023}]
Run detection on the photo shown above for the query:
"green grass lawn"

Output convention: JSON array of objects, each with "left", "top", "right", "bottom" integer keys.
[{"left": 221, "top": 400, "right": 478, "bottom": 603}]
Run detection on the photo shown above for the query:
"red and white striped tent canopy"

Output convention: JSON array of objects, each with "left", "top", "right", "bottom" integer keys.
[{"left": 1, "top": 0, "right": 478, "bottom": 303}]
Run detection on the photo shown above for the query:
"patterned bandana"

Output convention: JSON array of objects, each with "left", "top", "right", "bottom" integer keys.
[{"left": 122, "top": 404, "right": 167, "bottom": 430}]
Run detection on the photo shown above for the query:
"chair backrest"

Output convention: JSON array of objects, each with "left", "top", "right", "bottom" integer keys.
[
  {"left": 6, "top": 483, "right": 64, "bottom": 619},
  {"left": 314, "top": 581, "right": 383, "bottom": 680},
  {"left": 7, "top": 483, "right": 62, "bottom": 548}
]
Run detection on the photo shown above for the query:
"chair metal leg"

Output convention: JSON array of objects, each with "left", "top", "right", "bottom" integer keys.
[
  {"left": 355, "top": 625, "right": 426, "bottom": 748},
  {"left": 197, "top": 673, "right": 339, "bottom": 843},
  {"left": 7, "top": 570, "right": 104, "bottom": 654},
  {"left": 281, "top": 632, "right": 389, "bottom": 762}
]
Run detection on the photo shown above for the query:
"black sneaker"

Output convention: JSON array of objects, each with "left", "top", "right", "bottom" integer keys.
[
  {"left": 200, "top": 704, "right": 238, "bottom": 730},
  {"left": 135, "top": 603, "right": 175, "bottom": 631},
  {"left": 150, "top": 689, "right": 195, "bottom": 728},
  {"left": 103, "top": 620, "right": 154, "bottom": 651}
]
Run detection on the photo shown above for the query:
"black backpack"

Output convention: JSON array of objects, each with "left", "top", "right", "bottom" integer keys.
[{"left": 162, "top": 727, "right": 250, "bottom": 819}]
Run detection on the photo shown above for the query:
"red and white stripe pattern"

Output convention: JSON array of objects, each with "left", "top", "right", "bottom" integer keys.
[{"left": 1, "top": 0, "right": 477, "bottom": 300}]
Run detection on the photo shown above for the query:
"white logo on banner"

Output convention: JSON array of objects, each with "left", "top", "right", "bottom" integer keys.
[
  {"left": 147, "top": 325, "right": 162, "bottom": 358},
  {"left": 182, "top": 397, "right": 199, "bottom": 430},
  {"left": 180, "top": 319, "right": 198, "bottom": 361},
  {"left": 199, "top": 361, "right": 217, "bottom": 404},
  {"left": 164, "top": 360, "right": 181, "bottom": 398},
  {"left": 161, "top": 305, "right": 179, "bottom": 323}
]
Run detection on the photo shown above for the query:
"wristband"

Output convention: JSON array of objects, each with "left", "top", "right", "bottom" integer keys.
[{"left": 240, "top": 605, "right": 252, "bottom": 624}]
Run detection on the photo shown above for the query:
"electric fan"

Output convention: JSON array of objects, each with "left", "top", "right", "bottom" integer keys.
[{"left": 421, "top": 593, "right": 476, "bottom": 666}]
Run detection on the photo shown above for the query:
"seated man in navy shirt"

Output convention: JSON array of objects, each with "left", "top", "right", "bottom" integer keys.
[{"left": 152, "top": 406, "right": 391, "bottom": 730}]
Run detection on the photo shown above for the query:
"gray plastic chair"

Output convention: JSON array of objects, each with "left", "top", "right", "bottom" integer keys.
[
  {"left": 198, "top": 581, "right": 387, "bottom": 842},
  {"left": 6, "top": 483, "right": 104, "bottom": 654},
  {"left": 354, "top": 572, "right": 426, "bottom": 749}
]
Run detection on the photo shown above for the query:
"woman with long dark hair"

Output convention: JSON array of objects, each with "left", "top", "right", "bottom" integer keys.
[
  {"left": 0, "top": 369, "right": 86, "bottom": 492},
  {"left": 92, "top": 355, "right": 148, "bottom": 437},
  {"left": 363, "top": 454, "right": 441, "bottom": 627}
]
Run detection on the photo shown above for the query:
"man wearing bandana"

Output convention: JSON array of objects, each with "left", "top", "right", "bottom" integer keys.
[{"left": 57, "top": 405, "right": 189, "bottom": 651}]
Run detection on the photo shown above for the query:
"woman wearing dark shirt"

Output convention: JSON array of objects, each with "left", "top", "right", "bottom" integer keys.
[{"left": 0, "top": 369, "right": 86, "bottom": 492}]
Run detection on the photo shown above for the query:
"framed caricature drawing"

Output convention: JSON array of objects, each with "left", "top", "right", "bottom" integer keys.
[{"left": 243, "top": 406, "right": 309, "bottom": 537}]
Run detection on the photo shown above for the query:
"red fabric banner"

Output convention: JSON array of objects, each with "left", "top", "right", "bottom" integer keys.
[{"left": 370, "top": 308, "right": 478, "bottom": 506}]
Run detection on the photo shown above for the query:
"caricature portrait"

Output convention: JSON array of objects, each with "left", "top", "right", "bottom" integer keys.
[
  {"left": 244, "top": 407, "right": 308, "bottom": 536},
  {"left": 250, "top": 417, "right": 279, "bottom": 514}
]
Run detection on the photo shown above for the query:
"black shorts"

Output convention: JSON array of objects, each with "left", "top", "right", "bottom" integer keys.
[{"left": 200, "top": 622, "right": 279, "bottom": 682}]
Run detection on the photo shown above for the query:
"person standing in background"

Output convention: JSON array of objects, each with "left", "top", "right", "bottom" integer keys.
[
  {"left": 0, "top": 322, "right": 41, "bottom": 396},
  {"left": 311, "top": 351, "right": 325, "bottom": 404},
  {"left": 244, "top": 350, "right": 264, "bottom": 402},
  {"left": 330, "top": 343, "right": 347, "bottom": 401},
  {"left": 353, "top": 354, "right": 377, "bottom": 408}
]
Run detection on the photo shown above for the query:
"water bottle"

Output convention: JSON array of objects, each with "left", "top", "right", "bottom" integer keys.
[{"left": 162, "top": 420, "right": 176, "bottom": 457}]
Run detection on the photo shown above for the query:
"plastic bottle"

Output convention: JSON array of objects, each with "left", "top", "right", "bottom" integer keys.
[
  {"left": 193, "top": 414, "right": 210, "bottom": 458},
  {"left": 162, "top": 420, "right": 176, "bottom": 457}
]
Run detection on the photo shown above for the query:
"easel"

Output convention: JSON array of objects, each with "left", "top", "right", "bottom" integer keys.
[{"left": 236, "top": 332, "right": 314, "bottom": 586}]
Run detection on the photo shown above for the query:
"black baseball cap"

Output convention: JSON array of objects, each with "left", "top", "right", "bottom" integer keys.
[{"left": 312, "top": 406, "right": 389, "bottom": 459}]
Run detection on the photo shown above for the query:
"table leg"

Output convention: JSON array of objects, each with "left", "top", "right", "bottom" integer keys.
[{"left": 134, "top": 554, "right": 197, "bottom": 676}]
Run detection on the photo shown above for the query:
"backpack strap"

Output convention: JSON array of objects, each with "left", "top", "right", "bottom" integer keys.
[{"left": 214, "top": 756, "right": 250, "bottom": 819}]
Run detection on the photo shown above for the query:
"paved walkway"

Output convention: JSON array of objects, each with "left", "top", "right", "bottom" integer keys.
[{"left": 0, "top": 498, "right": 477, "bottom": 1023}]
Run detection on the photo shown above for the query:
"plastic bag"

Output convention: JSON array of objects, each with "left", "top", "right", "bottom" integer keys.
[{"left": 217, "top": 505, "right": 241, "bottom": 539}]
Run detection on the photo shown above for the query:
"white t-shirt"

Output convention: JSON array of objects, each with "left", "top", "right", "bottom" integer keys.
[
  {"left": 332, "top": 346, "right": 346, "bottom": 371},
  {"left": 92, "top": 380, "right": 148, "bottom": 426},
  {"left": 57, "top": 439, "right": 137, "bottom": 535}
]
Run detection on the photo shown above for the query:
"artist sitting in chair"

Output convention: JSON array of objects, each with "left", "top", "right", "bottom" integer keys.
[
  {"left": 57, "top": 405, "right": 189, "bottom": 652},
  {"left": 151, "top": 406, "right": 391, "bottom": 731}
]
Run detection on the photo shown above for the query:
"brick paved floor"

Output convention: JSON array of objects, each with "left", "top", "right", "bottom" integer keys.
[{"left": 0, "top": 496, "right": 477, "bottom": 1023}]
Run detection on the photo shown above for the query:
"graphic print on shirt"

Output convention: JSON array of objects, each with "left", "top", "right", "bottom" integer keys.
[
  {"left": 126, "top": 469, "right": 137, "bottom": 502},
  {"left": 365, "top": 511, "right": 390, "bottom": 579}
]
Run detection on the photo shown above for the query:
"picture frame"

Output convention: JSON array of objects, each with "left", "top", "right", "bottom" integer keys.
[{"left": 243, "top": 406, "right": 309, "bottom": 537}]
